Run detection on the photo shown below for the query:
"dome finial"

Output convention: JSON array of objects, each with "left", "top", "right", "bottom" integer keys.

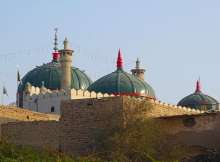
[
  {"left": 53, "top": 28, "right": 58, "bottom": 52},
  {"left": 64, "top": 37, "right": 69, "bottom": 50},
  {"left": 195, "top": 78, "right": 201, "bottom": 93},
  {"left": 136, "top": 58, "right": 140, "bottom": 69},
  {"left": 52, "top": 28, "right": 60, "bottom": 62},
  {"left": 117, "top": 48, "right": 123, "bottom": 69}
]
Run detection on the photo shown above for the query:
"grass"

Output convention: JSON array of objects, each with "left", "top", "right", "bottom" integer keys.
[{"left": 0, "top": 141, "right": 112, "bottom": 162}]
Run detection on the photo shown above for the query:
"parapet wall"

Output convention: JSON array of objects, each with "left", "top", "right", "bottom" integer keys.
[
  {"left": 22, "top": 86, "right": 114, "bottom": 114},
  {"left": 23, "top": 85, "right": 202, "bottom": 115},
  {"left": 123, "top": 97, "right": 202, "bottom": 119},
  {"left": 0, "top": 105, "right": 59, "bottom": 137},
  {"left": 0, "top": 105, "right": 59, "bottom": 121},
  {"left": 23, "top": 85, "right": 114, "bottom": 100}
]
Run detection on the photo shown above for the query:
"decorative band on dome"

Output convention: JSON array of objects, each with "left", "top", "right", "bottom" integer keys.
[{"left": 112, "top": 92, "right": 156, "bottom": 99}]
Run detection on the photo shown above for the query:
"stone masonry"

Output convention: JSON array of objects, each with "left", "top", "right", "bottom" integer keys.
[
  {"left": 60, "top": 97, "right": 124, "bottom": 155},
  {"left": 2, "top": 121, "right": 59, "bottom": 150},
  {"left": 60, "top": 96, "right": 203, "bottom": 155},
  {"left": 2, "top": 96, "right": 220, "bottom": 157},
  {"left": 0, "top": 105, "right": 59, "bottom": 137}
]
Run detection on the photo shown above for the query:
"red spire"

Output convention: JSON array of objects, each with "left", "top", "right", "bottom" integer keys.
[
  {"left": 195, "top": 79, "right": 201, "bottom": 93},
  {"left": 117, "top": 49, "right": 123, "bottom": 69}
]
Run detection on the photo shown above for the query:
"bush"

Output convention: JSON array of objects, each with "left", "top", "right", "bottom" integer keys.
[{"left": 90, "top": 103, "right": 187, "bottom": 162}]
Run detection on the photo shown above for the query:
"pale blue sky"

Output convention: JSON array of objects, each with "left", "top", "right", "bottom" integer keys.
[{"left": 0, "top": 0, "right": 220, "bottom": 104}]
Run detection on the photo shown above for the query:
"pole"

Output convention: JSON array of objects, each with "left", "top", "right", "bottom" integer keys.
[
  {"left": 16, "top": 67, "right": 20, "bottom": 107},
  {"left": 16, "top": 81, "right": 19, "bottom": 107},
  {"left": 1, "top": 86, "right": 3, "bottom": 105}
]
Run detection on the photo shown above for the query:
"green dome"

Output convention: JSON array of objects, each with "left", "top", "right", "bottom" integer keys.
[
  {"left": 88, "top": 50, "right": 156, "bottom": 98},
  {"left": 88, "top": 68, "right": 156, "bottom": 98},
  {"left": 177, "top": 81, "right": 219, "bottom": 111},
  {"left": 18, "top": 61, "right": 92, "bottom": 93}
]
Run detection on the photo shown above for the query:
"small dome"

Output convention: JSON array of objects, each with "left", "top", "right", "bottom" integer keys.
[
  {"left": 177, "top": 80, "right": 219, "bottom": 111},
  {"left": 87, "top": 49, "right": 156, "bottom": 98},
  {"left": 18, "top": 61, "right": 92, "bottom": 93}
]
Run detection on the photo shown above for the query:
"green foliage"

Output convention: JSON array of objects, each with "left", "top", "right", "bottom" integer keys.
[
  {"left": 0, "top": 141, "right": 112, "bottom": 162},
  {"left": 90, "top": 102, "right": 186, "bottom": 162},
  {"left": 92, "top": 118, "right": 168, "bottom": 162}
]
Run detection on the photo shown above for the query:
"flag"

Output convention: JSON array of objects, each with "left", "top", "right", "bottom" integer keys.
[
  {"left": 17, "top": 70, "right": 21, "bottom": 82},
  {"left": 3, "top": 86, "right": 8, "bottom": 96}
]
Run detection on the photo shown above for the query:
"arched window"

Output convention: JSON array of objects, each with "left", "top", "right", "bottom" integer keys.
[{"left": 51, "top": 106, "right": 55, "bottom": 112}]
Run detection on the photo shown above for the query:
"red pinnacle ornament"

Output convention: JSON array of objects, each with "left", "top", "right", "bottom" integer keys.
[
  {"left": 195, "top": 80, "right": 201, "bottom": 93},
  {"left": 117, "top": 49, "right": 123, "bottom": 69},
  {"left": 52, "top": 52, "right": 60, "bottom": 61}
]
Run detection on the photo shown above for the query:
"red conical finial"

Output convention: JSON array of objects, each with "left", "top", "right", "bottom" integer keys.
[
  {"left": 117, "top": 49, "right": 123, "bottom": 69},
  {"left": 195, "top": 79, "right": 201, "bottom": 93}
]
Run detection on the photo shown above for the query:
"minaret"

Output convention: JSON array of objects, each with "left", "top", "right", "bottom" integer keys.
[
  {"left": 59, "top": 38, "right": 73, "bottom": 92},
  {"left": 131, "top": 58, "right": 146, "bottom": 81}
]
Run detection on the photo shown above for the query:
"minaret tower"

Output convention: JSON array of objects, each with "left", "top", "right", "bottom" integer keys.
[
  {"left": 131, "top": 58, "right": 146, "bottom": 81},
  {"left": 59, "top": 38, "right": 74, "bottom": 92}
]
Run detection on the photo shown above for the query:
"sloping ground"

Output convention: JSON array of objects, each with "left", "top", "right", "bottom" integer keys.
[
  {"left": 0, "top": 105, "right": 59, "bottom": 137},
  {"left": 0, "top": 105, "right": 60, "bottom": 122}
]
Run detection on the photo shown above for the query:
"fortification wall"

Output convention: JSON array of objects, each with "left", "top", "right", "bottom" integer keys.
[
  {"left": 2, "top": 121, "right": 59, "bottom": 150},
  {"left": 60, "top": 97, "right": 124, "bottom": 155},
  {"left": 122, "top": 97, "right": 202, "bottom": 119},
  {"left": 60, "top": 96, "right": 203, "bottom": 155},
  {"left": 2, "top": 96, "right": 212, "bottom": 156},
  {"left": 155, "top": 113, "right": 220, "bottom": 157},
  {"left": 23, "top": 84, "right": 201, "bottom": 116}
]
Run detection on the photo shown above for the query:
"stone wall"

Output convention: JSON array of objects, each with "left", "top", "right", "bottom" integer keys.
[
  {"left": 23, "top": 84, "right": 202, "bottom": 116},
  {"left": 0, "top": 105, "right": 59, "bottom": 137},
  {"left": 59, "top": 96, "right": 203, "bottom": 155},
  {"left": 123, "top": 97, "right": 201, "bottom": 119},
  {"left": 158, "top": 113, "right": 220, "bottom": 153},
  {"left": 2, "top": 121, "right": 59, "bottom": 150},
  {"left": 60, "top": 97, "right": 124, "bottom": 155},
  {"left": 2, "top": 96, "right": 220, "bottom": 157},
  {"left": 0, "top": 105, "right": 59, "bottom": 121}
]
